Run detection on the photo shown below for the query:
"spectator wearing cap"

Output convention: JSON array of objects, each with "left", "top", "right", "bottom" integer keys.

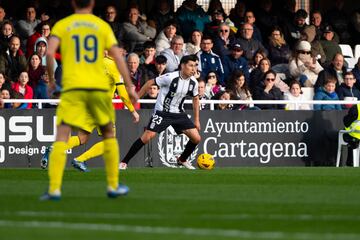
[
  {"left": 203, "top": 9, "right": 226, "bottom": 39},
  {"left": 155, "top": 20, "right": 178, "bottom": 53},
  {"left": 160, "top": 35, "right": 185, "bottom": 72},
  {"left": 283, "top": 9, "right": 308, "bottom": 48},
  {"left": 320, "top": 25, "right": 342, "bottom": 66},
  {"left": 289, "top": 40, "right": 323, "bottom": 87},
  {"left": 197, "top": 35, "right": 225, "bottom": 85},
  {"left": 222, "top": 41, "right": 249, "bottom": 83},
  {"left": 147, "top": 55, "right": 168, "bottom": 79},
  {"left": 212, "top": 23, "right": 236, "bottom": 61},
  {"left": 237, "top": 23, "right": 268, "bottom": 61}
]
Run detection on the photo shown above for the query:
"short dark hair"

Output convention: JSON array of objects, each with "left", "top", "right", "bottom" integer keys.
[
  {"left": 74, "top": 0, "right": 92, "bottom": 8},
  {"left": 143, "top": 41, "right": 156, "bottom": 50},
  {"left": 180, "top": 54, "right": 198, "bottom": 65},
  {"left": 295, "top": 9, "right": 308, "bottom": 19},
  {"left": 164, "top": 19, "right": 178, "bottom": 29},
  {"left": 155, "top": 55, "right": 167, "bottom": 64}
]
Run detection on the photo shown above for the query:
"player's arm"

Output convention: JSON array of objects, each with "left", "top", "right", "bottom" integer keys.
[
  {"left": 138, "top": 79, "right": 155, "bottom": 99},
  {"left": 193, "top": 95, "right": 201, "bottom": 131},
  {"left": 109, "top": 45, "right": 138, "bottom": 103},
  {"left": 116, "top": 83, "right": 139, "bottom": 123},
  {"left": 46, "top": 36, "right": 60, "bottom": 90}
]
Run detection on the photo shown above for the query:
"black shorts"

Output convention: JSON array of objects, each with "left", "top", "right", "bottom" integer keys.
[{"left": 147, "top": 111, "right": 196, "bottom": 134}]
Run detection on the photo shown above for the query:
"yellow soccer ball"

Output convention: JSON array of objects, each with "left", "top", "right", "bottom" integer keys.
[{"left": 197, "top": 153, "right": 215, "bottom": 170}]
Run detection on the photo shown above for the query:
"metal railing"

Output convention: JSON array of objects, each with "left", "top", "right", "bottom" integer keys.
[{"left": 1, "top": 99, "right": 359, "bottom": 110}]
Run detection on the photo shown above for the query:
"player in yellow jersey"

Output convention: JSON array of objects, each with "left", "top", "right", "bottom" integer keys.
[
  {"left": 71, "top": 51, "right": 139, "bottom": 172},
  {"left": 40, "top": 0, "right": 138, "bottom": 201}
]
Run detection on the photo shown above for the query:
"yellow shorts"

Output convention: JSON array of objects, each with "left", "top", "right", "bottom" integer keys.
[{"left": 56, "top": 90, "right": 115, "bottom": 133}]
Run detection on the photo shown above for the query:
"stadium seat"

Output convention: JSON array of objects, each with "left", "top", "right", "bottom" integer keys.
[
  {"left": 339, "top": 44, "right": 354, "bottom": 58},
  {"left": 354, "top": 44, "right": 360, "bottom": 61},
  {"left": 336, "top": 130, "right": 360, "bottom": 167}
]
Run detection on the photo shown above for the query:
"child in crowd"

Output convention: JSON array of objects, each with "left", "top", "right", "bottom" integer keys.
[
  {"left": 11, "top": 71, "right": 33, "bottom": 109},
  {"left": 313, "top": 77, "right": 342, "bottom": 110},
  {"left": 284, "top": 80, "right": 311, "bottom": 110}
]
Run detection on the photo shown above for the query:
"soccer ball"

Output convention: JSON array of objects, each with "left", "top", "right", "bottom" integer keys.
[{"left": 197, "top": 153, "right": 215, "bottom": 170}]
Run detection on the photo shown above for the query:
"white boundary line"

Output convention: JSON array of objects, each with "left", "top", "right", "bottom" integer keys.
[
  {"left": 3, "top": 211, "right": 360, "bottom": 222},
  {"left": 0, "top": 220, "right": 359, "bottom": 240}
]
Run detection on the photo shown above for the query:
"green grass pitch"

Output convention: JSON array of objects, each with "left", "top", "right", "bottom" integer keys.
[{"left": 1, "top": 167, "right": 360, "bottom": 240}]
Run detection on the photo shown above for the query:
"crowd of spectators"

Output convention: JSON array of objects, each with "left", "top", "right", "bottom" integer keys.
[{"left": 1, "top": 0, "right": 360, "bottom": 110}]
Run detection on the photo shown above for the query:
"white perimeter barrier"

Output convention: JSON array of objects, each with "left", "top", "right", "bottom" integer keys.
[{"left": 1, "top": 99, "right": 359, "bottom": 110}]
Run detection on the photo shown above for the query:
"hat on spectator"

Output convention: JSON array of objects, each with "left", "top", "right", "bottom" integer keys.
[
  {"left": 230, "top": 41, "right": 243, "bottom": 50},
  {"left": 324, "top": 25, "right": 334, "bottom": 33},
  {"left": 155, "top": 55, "right": 167, "bottom": 64},
  {"left": 296, "top": 40, "right": 311, "bottom": 52}
]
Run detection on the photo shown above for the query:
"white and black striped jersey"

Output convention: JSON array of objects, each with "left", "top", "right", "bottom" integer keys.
[{"left": 154, "top": 71, "right": 198, "bottom": 113}]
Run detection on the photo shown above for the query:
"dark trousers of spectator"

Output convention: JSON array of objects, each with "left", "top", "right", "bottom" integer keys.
[{"left": 343, "top": 133, "right": 360, "bottom": 166}]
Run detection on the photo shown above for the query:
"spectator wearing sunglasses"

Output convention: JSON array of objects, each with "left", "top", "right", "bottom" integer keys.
[
  {"left": 212, "top": 23, "right": 236, "bottom": 61},
  {"left": 289, "top": 40, "right": 323, "bottom": 87},
  {"left": 253, "top": 70, "right": 285, "bottom": 110}
]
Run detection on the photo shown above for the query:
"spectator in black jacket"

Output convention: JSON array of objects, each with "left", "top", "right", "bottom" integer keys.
[
  {"left": 315, "top": 53, "right": 346, "bottom": 90},
  {"left": 336, "top": 71, "right": 360, "bottom": 109},
  {"left": 253, "top": 70, "right": 285, "bottom": 109},
  {"left": 237, "top": 23, "right": 268, "bottom": 61}
]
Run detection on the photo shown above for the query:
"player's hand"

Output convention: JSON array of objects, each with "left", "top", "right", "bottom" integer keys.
[
  {"left": 132, "top": 111, "right": 140, "bottom": 123},
  {"left": 47, "top": 80, "right": 56, "bottom": 97}
]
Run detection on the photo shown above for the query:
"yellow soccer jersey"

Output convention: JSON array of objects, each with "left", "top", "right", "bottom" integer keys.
[
  {"left": 103, "top": 56, "right": 135, "bottom": 112},
  {"left": 51, "top": 14, "right": 117, "bottom": 92}
]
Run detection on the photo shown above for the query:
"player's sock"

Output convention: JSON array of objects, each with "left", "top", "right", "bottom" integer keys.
[
  {"left": 103, "top": 138, "right": 119, "bottom": 190},
  {"left": 48, "top": 141, "right": 68, "bottom": 194},
  {"left": 122, "top": 138, "right": 144, "bottom": 164},
  {"left": 67, "top": 136, "right": 81, "bottom": 149},
  {"left": 179, "top": 141, "right": 198, "bottom": 162},
  {"left": 76, "top": 141, "right": 104, "bottom": 162}
]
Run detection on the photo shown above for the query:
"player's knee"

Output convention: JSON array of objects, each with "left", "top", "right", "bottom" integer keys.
[{"left": 141, "top": 131, "right": 156, "bottom": 144}]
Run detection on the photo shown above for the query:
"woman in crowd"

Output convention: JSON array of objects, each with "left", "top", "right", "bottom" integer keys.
[
  {"left": 249, "top": 57, "right": 289, "bottom": 94},
  {"left": 289, "top": 40, "right": 323, "bottom": 87},
  {"left": 204, "top": 70, "right": 222, "bottom": 99},
  {"left": 27, "top": 53, "right": 44, "bottom": 90},
  {"left": 226, "top": 69, "right": 253, "bottom": 109},
  {"left": 248, "top": 49, "right": 267, "bottom": 72},
  {"left": 253, "top": 70, "right": 285, "bottom": 110},
  {"left": 267, "top": 26, "right": 291, "bottom": 66},
  {"left": 185, "top": 29, "right": 202, "bottom": 54}
]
